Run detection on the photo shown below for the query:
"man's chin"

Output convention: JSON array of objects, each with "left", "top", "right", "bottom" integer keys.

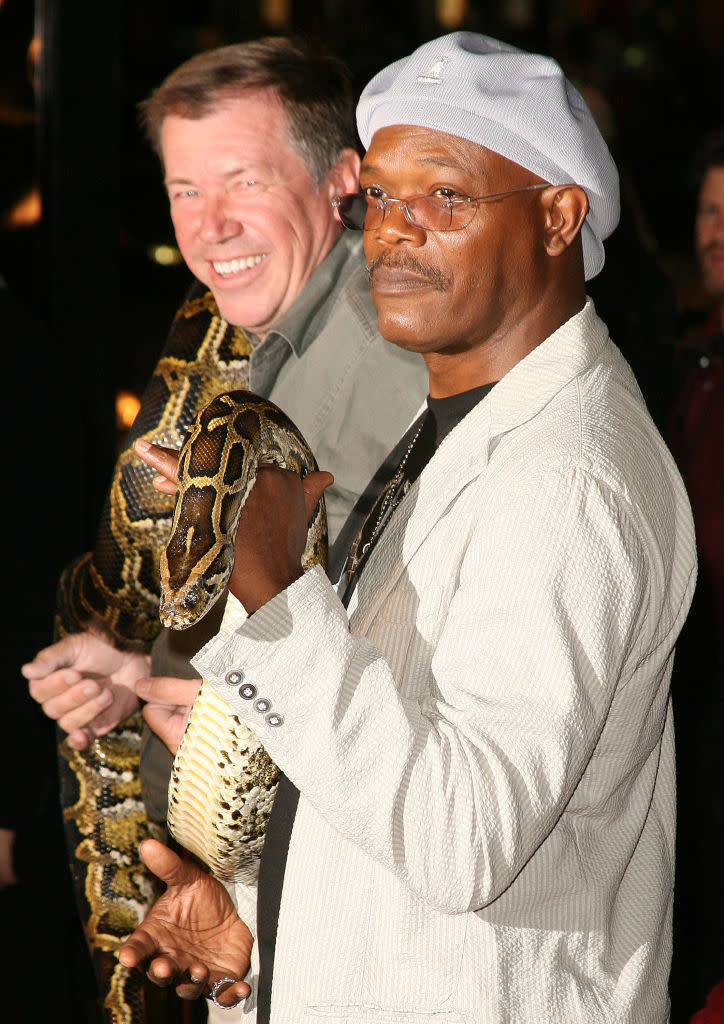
[
  {"left": 376, "top": 312, "right": 435, "bottom": 353},
  {"left": 209, "top": 292, "right": 276, "bottom": 334}
]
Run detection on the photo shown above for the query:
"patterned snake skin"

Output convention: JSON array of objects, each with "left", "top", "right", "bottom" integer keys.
[
  {"left": 162, "top": 390, "right": 327, "bottom": 883},
  {"left": 56, "top": 281, "right": 253, "bottom": 1023}
]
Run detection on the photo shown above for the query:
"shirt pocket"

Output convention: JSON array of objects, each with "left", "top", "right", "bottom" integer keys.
[{"left": 301, "top": 1006, "right": 472, "bottom": 1024}]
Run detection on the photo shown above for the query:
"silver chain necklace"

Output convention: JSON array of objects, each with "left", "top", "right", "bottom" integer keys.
[{"left": 346, "top": 415, "right": 427, "bottom": 577}]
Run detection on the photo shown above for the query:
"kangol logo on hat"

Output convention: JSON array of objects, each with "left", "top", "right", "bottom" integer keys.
[{"left": 417, "top": 57, "right": 448, "bottom": 84}]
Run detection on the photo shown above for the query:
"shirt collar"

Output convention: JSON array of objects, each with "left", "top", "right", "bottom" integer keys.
[{"left": 247, "top": 232, "right": 360, "bottom": 357}]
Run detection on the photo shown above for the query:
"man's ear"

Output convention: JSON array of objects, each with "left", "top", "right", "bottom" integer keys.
[
  {"left": 323, "top": 147, "right": 362, "bottom": 207},
  {"left": 542, "top": 184, "right": 589, "bottom": 258}
]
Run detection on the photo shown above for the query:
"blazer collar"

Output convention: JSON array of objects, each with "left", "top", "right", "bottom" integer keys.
[{"left": 349, "top": 299, "right": 609, "bottom": 632}]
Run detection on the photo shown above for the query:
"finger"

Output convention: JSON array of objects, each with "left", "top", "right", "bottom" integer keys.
[
  {"left": 27, "top": 669, "right": 83, "bottom": 702},
  {"left": 152, "top": 475, "right": 178, "bottom": 496},
  {"left": 134, "top": 439, "right": 180, "bottom": 483},
  {"left": 34, "top": 680, "right": 105, "bottom": 723},
  {"left": 175, "top": 969, "right": 209, "bottom": 1002},
  {"left": 174, "top": 982, "right": 207, "bottom": 1001},
  {"left": 210, "top": 978, "right": 252, "bottom": 1008},
  {"left": 136, "top": 676, "right": 202, "bottom": 706},
  {"left": 142, "top": 702, "right": 189, "bottom": 755},
  {"left": 146, "top": 955, "right": 182, "bottom": 989},
  {"left": 302, "top": 470, "right": 334, "bottom": 522},
  {"left": 22, "top": 645, "right": 76, "bottom": 679},
  {"left": 118, "top": 930, "right": 163, "bottom": 969},
  {"left": 138, "top": 838, "right": 197, "bottom": 888},
  {"left": 55, "top": 687, "right": 114, "bottom": 734},
  {"left": 65, "top": 727, "right": 93, "bottom": 751},
  {"left": 91, "top": 691, "right": 142, "bottom": 737}
]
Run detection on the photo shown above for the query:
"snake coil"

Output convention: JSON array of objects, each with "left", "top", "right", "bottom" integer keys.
[{"left": 163, "top": 390, "right": 327, "bottom": 882}]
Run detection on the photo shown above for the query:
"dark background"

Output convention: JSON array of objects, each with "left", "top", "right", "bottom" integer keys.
[
  {"left": 1, "top": 0, "right": 722, "bottom": 538},
  {"left": 0, "top": 3, "right": 722, "bottom": 1022}
]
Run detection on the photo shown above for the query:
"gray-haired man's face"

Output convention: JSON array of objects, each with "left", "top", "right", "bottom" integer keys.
[{"left": 161, "top": 90, "right": 344, "bottom": 337}]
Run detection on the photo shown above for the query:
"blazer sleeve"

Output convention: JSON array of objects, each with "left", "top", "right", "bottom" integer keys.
[{"left": 194, "top": 463, "right": 667, "bottom": 914}]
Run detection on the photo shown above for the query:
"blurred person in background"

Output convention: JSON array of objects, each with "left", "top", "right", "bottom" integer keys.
[{"left": 667, "top": 129, "right": 724, "bottom": 1023}]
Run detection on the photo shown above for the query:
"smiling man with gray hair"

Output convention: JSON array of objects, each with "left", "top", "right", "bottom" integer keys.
[{"left": 120, "top": 32, "right": 695, "bottom": 1024}]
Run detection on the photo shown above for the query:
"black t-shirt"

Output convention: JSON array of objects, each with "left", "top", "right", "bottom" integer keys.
[{"left": 328, "top": 382, "right": 495, "bottom": 596}]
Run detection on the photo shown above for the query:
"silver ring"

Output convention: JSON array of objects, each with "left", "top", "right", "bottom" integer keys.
[{"left": 210, "top": 976, "right": 239, "bottom": 1008}]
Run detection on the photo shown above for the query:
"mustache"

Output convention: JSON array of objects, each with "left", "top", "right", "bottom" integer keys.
[{"left": 367, "top": 252, "right": 451, "bottom": 291}]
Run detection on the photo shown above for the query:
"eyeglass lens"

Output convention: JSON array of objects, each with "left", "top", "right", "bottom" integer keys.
[
  {"left": 335, "top": 193, "right": 462, "bottom": 231},
  {"left": 335, "top": 184, "right": 552, "bottom": 232}
]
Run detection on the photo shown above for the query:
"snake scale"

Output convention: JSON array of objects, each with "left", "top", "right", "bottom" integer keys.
[
  {"left": 56, "top": 281, "right": 255, "bottom": 1023},
  {"left": 162, "top": 389, "right": 327, "bottom": 882}
]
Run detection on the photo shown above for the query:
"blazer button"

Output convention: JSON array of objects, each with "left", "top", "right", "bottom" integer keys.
[
  {"left": 253, "top": 697, "right": 272, "bottom": 714},
  {"left": 265, "top": 712, "right": 284, "bottom": 728},
  {"left": 239, "top": 683, "right": 257, "bottom": 700},
  {"left": 225, "top": 670, "right": 244, "bottom": 686}
]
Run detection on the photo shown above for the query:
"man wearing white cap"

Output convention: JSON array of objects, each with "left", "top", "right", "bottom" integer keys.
[{"left": 120, "top": 32, "right": 696, "bottom": 1023}]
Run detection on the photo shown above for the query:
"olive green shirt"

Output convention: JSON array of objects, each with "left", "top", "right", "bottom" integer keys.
[{"left": 141, "top": 232, "right": 428, "bottom": 821}]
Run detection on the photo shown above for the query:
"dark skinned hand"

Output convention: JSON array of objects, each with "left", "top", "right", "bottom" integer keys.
[
  {"left": 134, "top": 439, "right": 333, "bottom": 613},
  {"left": 117, "top": 839, "right": 253, "bottom": 1006}
]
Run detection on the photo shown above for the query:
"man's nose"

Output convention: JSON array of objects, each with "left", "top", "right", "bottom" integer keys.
[
  {"left": 376, "top": 201, "right": 426, "bottom": 246},
  {"left": 198, "top": 194, "right": 242, "bottom": 243}
]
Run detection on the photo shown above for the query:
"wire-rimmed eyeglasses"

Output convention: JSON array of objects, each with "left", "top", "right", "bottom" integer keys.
[{"left": 332, "top": 183, "right": 554, "bottom": 233}]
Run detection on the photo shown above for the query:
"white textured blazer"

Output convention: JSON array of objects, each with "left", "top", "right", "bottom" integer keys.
[{"left": 196, "top": 300, "right": 696, "bottom": 1024}]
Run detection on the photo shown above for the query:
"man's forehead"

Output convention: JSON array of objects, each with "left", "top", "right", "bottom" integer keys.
[
  {"left": 362, "top": 124, "right": 524, "bottom": 180},
  {"left": 163, "top": 87, "right": 285, "bottom": 131},
  {"left": 159, "top": 88, "right": 301, "bottom": 173},
  {"left": 699, "top": 165, "right": 724, "bottom": 198}
]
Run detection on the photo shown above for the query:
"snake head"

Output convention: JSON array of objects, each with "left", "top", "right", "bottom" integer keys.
[{"left": 159, "top": 576, "right": 221, "bottom": 629}]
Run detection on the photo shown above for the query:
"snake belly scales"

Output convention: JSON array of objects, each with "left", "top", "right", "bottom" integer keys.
[
  {"left": 163, "top": 389, "right": 327, "bottom": 881},
  {"left": 55, "top": 282, "right": 297, "bottom": 1023}
]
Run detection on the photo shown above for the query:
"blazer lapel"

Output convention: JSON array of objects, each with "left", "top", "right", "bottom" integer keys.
[
  {"left": 348, "top": 299, "right": 610, "bottom": 635},
  {"left": 349, "top": 396, "right": 492, "bottom": 634}
]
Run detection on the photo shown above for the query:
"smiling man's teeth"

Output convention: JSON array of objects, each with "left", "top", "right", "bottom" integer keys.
[{"left": 212, "top": 254, "right": 267, "bottom": 276}]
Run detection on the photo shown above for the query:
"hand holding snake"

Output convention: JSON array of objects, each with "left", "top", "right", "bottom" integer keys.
[
  {"left": 135, "top": 437, "right": 333, "bottom": 616},
  {"left": 135, "top": 394, "right": 331, "bottom": 882}
]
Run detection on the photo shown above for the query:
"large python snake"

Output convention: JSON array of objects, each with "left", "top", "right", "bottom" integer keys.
[
  {"left": 162, "top": 390, "right": 327, "bottom": 882},
  {"left": 56, "top": 281, "right": 254, "bottom": 1023}
]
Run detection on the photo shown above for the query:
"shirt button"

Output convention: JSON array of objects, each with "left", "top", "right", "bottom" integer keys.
[
  {"left": 253, "top": 697, "right": 272, "bottom": 714},
  {"left": 239, "top": 683, "right": 257, "bottom": 700},
  {"left": 225, "top": 670, "right": 244, "bottom": 686},
  {"left": 265, "top": 712, "right": 284, "bottom": 728}
]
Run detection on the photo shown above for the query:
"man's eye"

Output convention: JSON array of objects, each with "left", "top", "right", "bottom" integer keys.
[
  {"left": 170, "top": 189, "right": 199, "bottom": 201},
  {"left": 362, "top": 186, "right": 385, "bottom": 200},
  {"left": 432, "top": 188, "right": 461, "bottom": 200},
  {"left": 231, "top": 179, "right": 260, "bottom": 192}
]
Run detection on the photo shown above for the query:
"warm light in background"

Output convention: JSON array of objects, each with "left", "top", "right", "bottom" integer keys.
[
  {"left": 27, "top": 35, "right": 40, "bottom": 89},
  {"left": 436, "top": 0, "right": 468, "bottom": 29},
  {"left": 3, "top": 185, "right": 41, "bottom": 227},
  {"left": 261, "top": 0, "right": 290, "bottom": 29},
  {"left": 148, "top": 243, "right": 184, "bottom": 266},
  {"left": 116, "top": 390, "right": 141, "bottom": 432}
]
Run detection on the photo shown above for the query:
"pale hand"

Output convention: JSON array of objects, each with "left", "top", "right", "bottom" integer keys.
[
  {"left": 136, "top": 676, "right": 202, "bottom": 754},
  {"left": 21, "top": 630, "right": 150, "bottom": 749},
  {"left": 118, "top": 839, "right": 253, "bottom": 1006}
]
